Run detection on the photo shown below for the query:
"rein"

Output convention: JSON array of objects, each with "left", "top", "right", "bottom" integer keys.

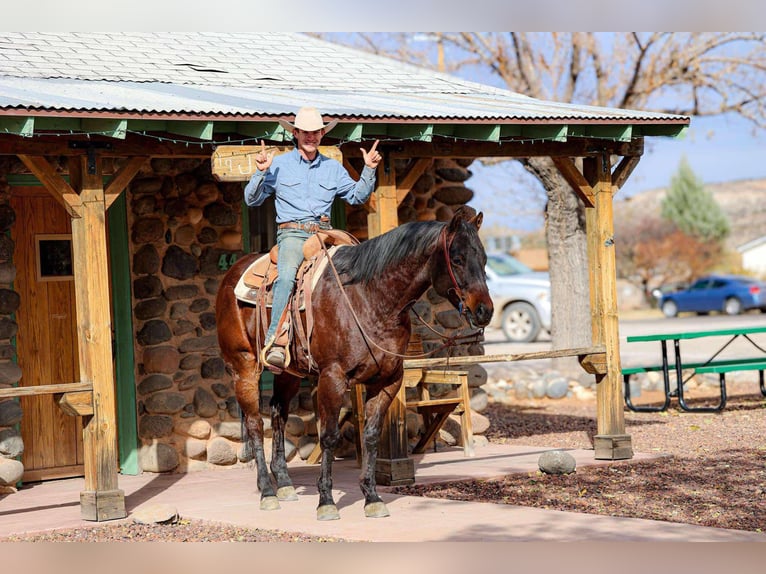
[{"left": 321, "top": 233, "right": 482, "bottom": 360}]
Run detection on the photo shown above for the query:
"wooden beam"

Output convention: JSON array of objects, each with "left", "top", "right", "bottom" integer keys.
[
  {"left": 403, "top": 345, "right": 605, "bottom": 369},
  {"left": 584, "top": 154, "right": 632, "bottom": 460},
  {"left": 342, "top": 137, "right": 644, "bottom": 160},
  {"left": 58, "top": 391, "right": 94, "bottom": 416},
  {"left": 70, "top": 154, "right": 126, "bottom": 521},
  {"left": 396, "top": 158, "right": 431, "bottom": 204},
  {"left": 611, "top": 155, "right": 641, "bottom": 190},
  {"left": 0, "top": 381, "right": 93, "bottom": 399},
  {"left": 551, "top": 156, "right": 595, "bottom": 208},
  {"left": 104, "top": 156, "right": 147, "bottom": 209},
  {"left": 368, "top": 157, "right": 397, "bottom": 238},
  {"left": 16, "top": 154, "right": 83, "bottom": 217}
]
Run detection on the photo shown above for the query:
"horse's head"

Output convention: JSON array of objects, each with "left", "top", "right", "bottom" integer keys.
[{"left": 431, "top": 206, "right": 494, "bottom": 328}]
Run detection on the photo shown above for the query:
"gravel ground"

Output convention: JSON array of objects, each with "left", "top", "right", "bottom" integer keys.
[
  {"left": 396, "top": 381, "right": 766, "bottom": 533},
  {"left": 2, "top": 380, "right": 764, "bottom": 541}
]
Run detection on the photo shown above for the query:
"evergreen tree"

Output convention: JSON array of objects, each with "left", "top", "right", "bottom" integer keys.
[{"left": 661, "top": 157, "right": 730, "bottom": 242}]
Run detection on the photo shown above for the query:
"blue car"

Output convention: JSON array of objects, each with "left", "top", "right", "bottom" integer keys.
[{"left": 658, "top": 274, "right": 766, "bottom": 317}]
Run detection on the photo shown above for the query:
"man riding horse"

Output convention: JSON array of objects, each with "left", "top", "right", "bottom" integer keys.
[{"left": 243, "top": 106, "right": 381, "bottom": 369}]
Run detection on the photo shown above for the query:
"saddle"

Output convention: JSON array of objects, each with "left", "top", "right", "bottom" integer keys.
[{"left": 234, "top": 229, "right": 359, "bottom": 373}]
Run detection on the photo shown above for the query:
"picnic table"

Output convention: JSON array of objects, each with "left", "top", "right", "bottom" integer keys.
[{"left": 622, "top": 325, "right": 766, "bottom": 412}]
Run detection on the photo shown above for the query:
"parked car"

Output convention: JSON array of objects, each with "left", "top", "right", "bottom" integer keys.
[
  {"left": 485, "top": 252, "right": 551, "bottom": 342},
  {"left": 657, "top": 274, "right": 766, "bottom": 318}
]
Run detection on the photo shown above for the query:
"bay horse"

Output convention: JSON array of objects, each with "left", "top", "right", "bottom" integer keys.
[{"left": 215, "top": 206, "right": 493, "bottom": 520}]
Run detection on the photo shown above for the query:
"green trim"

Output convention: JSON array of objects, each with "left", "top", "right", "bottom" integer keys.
[
  {"left": 166, "top": 120, "right": 214, "bottom": 140},
  {"left": 240, "top": 200, "right": 251, "bottom": 253},
  {"left": 108, "top": 193, "right": 139, "bottom": 475},
  {"left": 456, "top": 124, "right": 501, "bottom": 142},
  {"left": 236, "top": 122, "right": 289, "bottom": 141},
  {"left": 520, "top": 125, "right": 568, "bottom": 142},
  {"left": 569, "top": 125, "right": 632, "bottom": 142},
  {"left": 0, "top": 117, "right": 34, "bottom": 136},
  {"left": 331, "top": 123, "right": 364, "bottom": 142},
  {"left": 0, "top": 113, "right": 690, "bottom": 143},
  {"left": 385, "top": 124, "right": 434, "bottom": 142},
  {"left": 634, "top": 125, "right": 688, "bottom": 139},
  {"left": 34, "top": 117, "right": 83, "bottom": 131},
  {"left": 81, "top": 119, "right": 127, "bottom": 139},
  {"left": 331, "top": 197, "right": 347, "bottom": 229}
]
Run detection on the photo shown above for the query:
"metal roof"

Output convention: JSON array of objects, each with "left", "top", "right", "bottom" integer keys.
[{"left": 0, "top": 32, "right": 689, "bottom": 142}]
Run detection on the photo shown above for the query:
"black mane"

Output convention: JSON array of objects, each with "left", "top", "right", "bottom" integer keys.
[{"left": 332, "top": 220, "right": 445, "bottom": 284}]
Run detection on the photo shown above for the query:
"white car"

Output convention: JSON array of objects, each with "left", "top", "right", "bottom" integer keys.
[{"left": 485, "top": 252, "right": 551, "bottom": 342}]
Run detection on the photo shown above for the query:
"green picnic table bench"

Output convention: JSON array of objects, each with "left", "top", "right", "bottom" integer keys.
[{"left": 621, "top": 326, "right": 766, "bottom": 412}]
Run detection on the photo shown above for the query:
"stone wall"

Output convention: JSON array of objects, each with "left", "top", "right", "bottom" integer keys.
[
  {"left": 0, "top": 176, "right": 24, "bottom": 489},
  {"left": 1, "top": 153, "right": 489, "bottom": 481},
  {"left": 127, "top": 158, "right": 246, "bottom": 473}
]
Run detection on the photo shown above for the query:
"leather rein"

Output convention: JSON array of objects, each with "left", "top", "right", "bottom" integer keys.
[{"left": 322, "top": 226, "right": 483, "bottom": 360}]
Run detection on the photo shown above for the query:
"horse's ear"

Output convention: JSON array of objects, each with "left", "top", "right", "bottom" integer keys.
[
  {"left": 449, "top": 205, "right": 478, "bottom": 232},
  {"left": 471, "top": 212, "right": 483, "bottom": 230}
]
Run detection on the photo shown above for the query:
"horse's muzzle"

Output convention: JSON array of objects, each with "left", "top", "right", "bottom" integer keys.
[{"left": 471, "top": 301, "right": 493, "bottom": 327}]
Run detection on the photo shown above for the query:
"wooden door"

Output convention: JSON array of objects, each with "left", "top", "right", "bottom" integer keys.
[{"left": 11, "top": 187, "right": 83, "bottom": 482}]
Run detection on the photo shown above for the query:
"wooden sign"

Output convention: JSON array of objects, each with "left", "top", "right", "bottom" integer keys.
[{"left": 211, "top": 145, "right": 343, "bottom": 182}]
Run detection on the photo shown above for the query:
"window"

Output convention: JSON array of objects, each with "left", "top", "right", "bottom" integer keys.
[{"left": 36, "top": 234, "right": 73, "bottom": 281}]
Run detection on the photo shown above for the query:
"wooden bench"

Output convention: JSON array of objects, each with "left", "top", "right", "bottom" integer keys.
[
  {"left": 303, "top": 367, "right": 474, "bottom": 465},
  {"left": 622, "top": 326, "right": 766, "bottom": 412}
]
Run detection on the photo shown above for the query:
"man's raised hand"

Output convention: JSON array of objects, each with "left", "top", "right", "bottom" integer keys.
[
  {"left": 254, "top": 140, "right": 274, "bottom": 171},
  {"left": 361, "top": 140, "right": 381, "bottom": 169}
]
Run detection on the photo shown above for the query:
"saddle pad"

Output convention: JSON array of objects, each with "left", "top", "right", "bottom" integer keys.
[{"left": 233, "top": 245, "right": 341, "bottom": 305}]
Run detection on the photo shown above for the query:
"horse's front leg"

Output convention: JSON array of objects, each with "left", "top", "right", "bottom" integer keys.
[
  {"left": 269, "top": 373, "right": 301, "bottom": 502},
  {"left": 359, "top": 377, "right": 402, "bottom": 518},
  {"left": 230, "top": 353, "right": 280, "bottom": 510},
  {"left": 314, "top": 364, "right": 347, "bottom": 520}
]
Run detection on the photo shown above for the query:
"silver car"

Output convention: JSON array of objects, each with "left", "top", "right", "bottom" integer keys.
[{"left": 485, "top": 252, "right": 551, "bottom": 342}]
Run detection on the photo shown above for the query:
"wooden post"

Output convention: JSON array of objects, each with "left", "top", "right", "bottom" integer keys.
[
  {"left": 584, "top": 155, "right": 632, "bottom": 460},
  {"left": 369, "top": 158, "right": 415, "bottom": 484},
  {"left": 70, "top": 156, "right": 127, "bottom": 520}
]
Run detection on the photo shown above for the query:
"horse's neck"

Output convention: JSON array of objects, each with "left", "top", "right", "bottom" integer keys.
[{"left": 368, "top": 252, "right": 433, "bottom": 314}]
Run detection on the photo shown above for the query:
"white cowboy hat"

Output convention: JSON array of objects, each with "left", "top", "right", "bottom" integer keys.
[{"left": 278, "top": 107, "right": 338, "bottom": 134}]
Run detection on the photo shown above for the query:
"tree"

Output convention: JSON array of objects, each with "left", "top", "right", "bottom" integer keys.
[
  {"left": 616, "top": 212, "right": 722, "bottom": 300},
  {"left": 320, "top": 33, "right": 766, "bottom": 350},
  {"left": 661, "top": 156, "right": 730, "bottom": 242}
]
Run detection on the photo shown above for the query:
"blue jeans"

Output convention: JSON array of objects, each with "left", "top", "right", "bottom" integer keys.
[{"left": 265, "top": 228, "right": 310, "bottom": 344}]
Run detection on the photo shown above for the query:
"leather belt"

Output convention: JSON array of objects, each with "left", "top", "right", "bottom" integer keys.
[{"left": 278, "top": 220, "right": 332, "bottom": 233}]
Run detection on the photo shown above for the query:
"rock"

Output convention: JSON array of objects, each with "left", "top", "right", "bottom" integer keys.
[
  {"left": 545, "top": 377, "right": 570, "bottom": 399},
  {"left": 131, "top": 503, "right": 179, "bottom": 525},
  {"left": 0, "top": 399, "right": 23, "bottom": 426},
  {"left": 0, "top": 428, "right": 23, "bottom": 458},
  {"left": 538, "top": 450, "right": 576, "bottom": 475},
  {"left": 0, "top": 457, "right": 24, "bottom": 486},
  {"left": 193, "top": 387, "right": 218, "bottom": 418},
  {"left": 207, "top": 437, "right": 237, "bottom": 465},
  {"left": 139, "top": 442, "right": 179, "bottom": 472}
]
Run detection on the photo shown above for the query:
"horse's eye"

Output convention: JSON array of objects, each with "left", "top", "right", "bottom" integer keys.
[{"left": 452, "top": 255, "right": 464, "bottom": 266}]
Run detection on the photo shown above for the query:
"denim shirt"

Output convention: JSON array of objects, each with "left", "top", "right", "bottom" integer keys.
[{"left": 244, "top": 147, "right": 376, "bottom": 223}]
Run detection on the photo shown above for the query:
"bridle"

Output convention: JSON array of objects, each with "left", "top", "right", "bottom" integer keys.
[{"left": 440, "top": 226, "right": 468, "bottom": 319}]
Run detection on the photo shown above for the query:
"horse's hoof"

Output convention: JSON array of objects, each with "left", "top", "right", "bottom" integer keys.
[
  {"left": 316, "top": 504, "right": 340, "bottom": 521},
  {"left": 276, "top": 486, "right": 298, "bottom": 501},
  {"left": 260, "top": 496, "right": 280, "bottom": 511},
  {"left": 364, "top": 501, "right": 390, "bottom": 518}
]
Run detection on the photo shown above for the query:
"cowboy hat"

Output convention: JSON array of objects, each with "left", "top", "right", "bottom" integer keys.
[{"left": 278, "top": 107, "right": 339, "bottom": 134}]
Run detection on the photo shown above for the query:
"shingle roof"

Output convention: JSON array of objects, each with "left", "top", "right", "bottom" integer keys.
[{"left": 0, "top": 32, "right": 689, "bottom": 139}]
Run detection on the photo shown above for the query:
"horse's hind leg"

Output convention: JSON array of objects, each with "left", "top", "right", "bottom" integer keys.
[
  {"left": 231, "top": 355, "right": 280, "bottom": 510},
  {"left": 314, "top": 364, "right": 347, "bottom": 521},
  {"left": 269, "top": 373, "right": 301, "bottom": 502}
]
